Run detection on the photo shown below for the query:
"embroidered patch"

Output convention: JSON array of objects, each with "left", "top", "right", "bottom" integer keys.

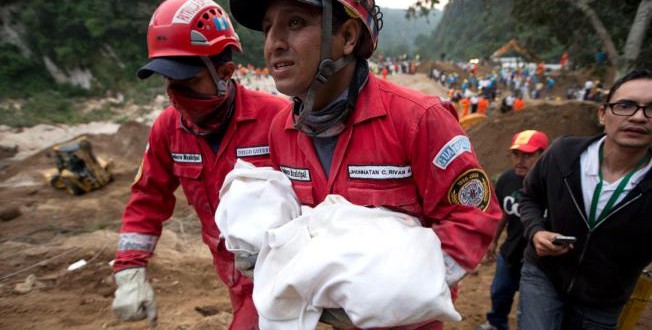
[
  {"left": 280, "top": 166, "right": 311, "bottom": 182},
  {"left": 236, "top": 146, "right": 270, "bottom": 158},
  {"left": 447, "top": 169, "right": 491, "bottom": 211},
  {"left": 433, "top": 135, "right": 472, "bottom": 170},
  {"left": 171, "top": 153, "right": 202, "bottom": 163},
  {"left": 348, "top": 165, "right": 412, "bottom": 180},
  {"left": 117, "top": 233, "right": 159, "bottom": 252}
]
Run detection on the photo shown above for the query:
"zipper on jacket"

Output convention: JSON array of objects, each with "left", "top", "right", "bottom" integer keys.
[
  {"left": 563, "top": 178, "right": 589, "bottom": 294},
  {"left": 563, "top": 178, "right": 643, "bottom": 293}
]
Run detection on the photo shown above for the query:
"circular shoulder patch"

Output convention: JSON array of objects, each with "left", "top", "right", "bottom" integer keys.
[{"left": 447, "top": 169, "right": 491, "bottom": 211}]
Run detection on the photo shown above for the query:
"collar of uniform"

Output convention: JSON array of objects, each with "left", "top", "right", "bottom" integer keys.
[
  {"left": 282, "top": 73, "right": 386, "bottom": 130},
  {"left": 232, "top": 83, "right": 258, "bottom": 122}
]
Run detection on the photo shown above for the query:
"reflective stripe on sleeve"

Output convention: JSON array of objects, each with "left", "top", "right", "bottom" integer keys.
[
  {"left": 117, "top": 233, "right": 159, "bottom": 252},
  {"left": 443, "top": 253, "right": 467, "bottom": 286}
]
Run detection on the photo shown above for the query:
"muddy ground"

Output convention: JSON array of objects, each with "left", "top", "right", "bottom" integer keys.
[{"left": 0, "top": 73, "right": 649, "bottom": 330}]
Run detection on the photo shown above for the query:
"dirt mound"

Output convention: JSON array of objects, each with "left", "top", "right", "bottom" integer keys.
[{"left": 467, "top": 100, "right": 603, "bottom": 177}]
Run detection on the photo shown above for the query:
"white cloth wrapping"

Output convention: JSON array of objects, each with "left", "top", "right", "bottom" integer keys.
[
  {"left": 254, "top": 195, "right": 462, "bottom": 329},
  {"left": 215, "top": 163, "right": 461, "bottom": 329},
  {"left": 215, "top": 159, "right": 300, "bottom": 253}
]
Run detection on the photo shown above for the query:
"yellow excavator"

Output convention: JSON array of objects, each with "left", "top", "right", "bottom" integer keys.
[{"left": 43, "top": 136, "right": 112, "bottom": 195}]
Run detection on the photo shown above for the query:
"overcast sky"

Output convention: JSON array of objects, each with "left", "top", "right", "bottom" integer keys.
[{"left": 375, "top": 0, "right": 448, "bottom": 10}]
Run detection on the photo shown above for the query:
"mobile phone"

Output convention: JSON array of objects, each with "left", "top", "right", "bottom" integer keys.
[{"left": 552, "top": 235, "right": 577, "bottom": 246}]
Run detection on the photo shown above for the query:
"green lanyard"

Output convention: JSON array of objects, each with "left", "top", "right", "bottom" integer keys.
[{"left": 588, "top": 145, "right": 649, "bottom": 228}]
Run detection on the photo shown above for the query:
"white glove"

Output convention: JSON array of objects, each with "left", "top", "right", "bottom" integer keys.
[
  {"left": 112, "top": 267, "right": 157, "bottom": 327},
  {"left": 234, "top": 252, "right": 257, "bottom": 279}
]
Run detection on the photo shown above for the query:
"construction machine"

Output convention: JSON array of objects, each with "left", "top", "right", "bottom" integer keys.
[
  {"left": 43, "top": 136, "right": 112, "bottom": 195},
  {"left": 490, "top": 39, "right": 539, "bottom": 62}
]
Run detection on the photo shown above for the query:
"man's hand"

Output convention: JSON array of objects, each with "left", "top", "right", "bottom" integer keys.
[
  {"left": 532, "top": 231, "right": 573, "bottom": 257},
  {"left": 234, "top": 252, "right": 257, "bottom": 279},
  {"left": 320, "top": 308, "right": 355, "bottom": 328},
  {"left": 112, "top": 267, "right": 157, "bottom": 327},
  {"left": 485, "top": 240, "right": 498, "bottom": 262}
]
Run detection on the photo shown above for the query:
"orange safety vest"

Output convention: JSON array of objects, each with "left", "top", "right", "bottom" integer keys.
[
  {"left": 478, "top": 98, "right": 489, "bottom": 114},
  {"left": 459, "top": 98, "right": 471, "bottom": 117}
]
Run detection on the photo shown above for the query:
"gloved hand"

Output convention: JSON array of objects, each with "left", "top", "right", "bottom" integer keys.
[
  {"left": 320, "top": 308, "right": 355, "bottom": 328},
  {"left": 234, "top": 252, "right": 257, "bottom": 278},
  {"left": 112, "top": 267, "right": 157, "bottom": 327}
]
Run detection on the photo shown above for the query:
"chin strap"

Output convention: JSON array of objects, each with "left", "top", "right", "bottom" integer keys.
[
  {"left": 200, "top": 56, "right": 229, "bottom": 96},
  {"left": 293, "top": 0, "right": 354, "bottom": 130}
]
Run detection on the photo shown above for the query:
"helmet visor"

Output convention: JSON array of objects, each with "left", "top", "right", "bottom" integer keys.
[{"left": 137, "top": 57, "right": 205, "bottom": 80}]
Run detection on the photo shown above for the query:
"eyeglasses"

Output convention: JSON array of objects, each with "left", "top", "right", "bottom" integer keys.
[{"left": 606, "top": 101, "right": 652, "bottom": 118}]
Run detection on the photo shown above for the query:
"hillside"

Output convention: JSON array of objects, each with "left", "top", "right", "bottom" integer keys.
[{"left": 375, "top": 7, "right": 441, "bottom": 57}]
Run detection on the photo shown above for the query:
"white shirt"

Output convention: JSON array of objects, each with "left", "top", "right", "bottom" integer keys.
[{"left": 580, "top": 137, "right": 652, "bottom": 226}]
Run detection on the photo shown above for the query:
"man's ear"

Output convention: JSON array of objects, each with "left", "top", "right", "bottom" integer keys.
[
  {"left": 340, "top": 19, "right": 362, "bottom": 56},
  {"left": 218, "top": 61, "right": 236, "bottom": 80},
  {"left": 598, "top": 104, "right": 606, "bottom": 126}
]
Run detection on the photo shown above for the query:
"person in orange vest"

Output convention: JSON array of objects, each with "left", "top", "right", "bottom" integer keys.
[
  {"left": 460, "top": 97, "right": 471, "bottom": 117},
  {"left": 381, "top": 66, "right": 388, "bottom": 80},
  {"left": 560, "top": 51, "right": 569, "bottom": 71},
  {"left": 536, "top": 62, "right": 545, "bottom": 77},
  {"left": 513, "top": 97, "right": 525, "bottom": 111},
  {"left": 478, "top": 96, "right": 489, "bottom": 115}
]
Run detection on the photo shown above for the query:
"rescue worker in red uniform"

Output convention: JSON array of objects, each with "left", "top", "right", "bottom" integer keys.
[
  {"left": 110, "top": 0, "right": 289, "bottom": 328},
  {"left": 229, "top": 0, "right": 502, "bottom": 328}
]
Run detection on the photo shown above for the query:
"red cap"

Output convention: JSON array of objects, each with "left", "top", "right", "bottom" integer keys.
[{"left": 509, "top": 130, "right": 549, "bottom": 153}]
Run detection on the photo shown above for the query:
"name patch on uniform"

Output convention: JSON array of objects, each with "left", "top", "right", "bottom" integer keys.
[
  {"left": 280, "top": 166, "right": 311, "bottom": 182},
  {"left": 447, "top": 169, "right": 491, "bottom": 211},
  {"left": 348, "top": 165, "right": 412, "bottom": 180},
  {"left": 433, "top": 135, "right": 471, "bottom": 170},
  {"left": 171, "top": 153, "right": 202, "bottom": 163},
  {"left": 236, "top": 146, "right": 270, "bottom": 158}
]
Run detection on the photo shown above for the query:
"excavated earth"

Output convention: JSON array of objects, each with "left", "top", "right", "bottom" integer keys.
[{"left": 0, "top": 73, "right": 649, "bottom": 330}]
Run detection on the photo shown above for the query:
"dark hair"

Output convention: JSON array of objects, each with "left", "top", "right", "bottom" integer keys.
[{"left": 606, "top": 69, "right": 652, "bottom": 102}]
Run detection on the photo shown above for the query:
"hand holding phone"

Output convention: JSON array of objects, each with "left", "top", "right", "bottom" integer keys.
[{"left": 552, "top": 235, "right": 576, "bottom": 246}]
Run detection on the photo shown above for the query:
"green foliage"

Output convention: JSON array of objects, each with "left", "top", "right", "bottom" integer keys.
[
  {"left": 0, "top": 44, "right": 54, "bottom": 98},
  {"left": 413, "top": 0, "right": 652, "bottom": 69},
  {"left": 0, "top": 90, "right": 113, "bottom": 127}
]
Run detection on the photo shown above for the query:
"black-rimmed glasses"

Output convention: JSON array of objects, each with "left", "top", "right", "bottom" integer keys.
[{"left": 606, "top": 101, "right": 652, "bottom": 118}]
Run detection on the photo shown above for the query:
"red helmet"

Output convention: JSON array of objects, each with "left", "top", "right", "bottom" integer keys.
[
  {"left": 230, "top": 0, "right": 382, "bottom": 58},
  {"left": 338, "top": 0, "right": 381, "bottom": 58},
  {"left": 147, "top": 0, "right": 242, "bottom": 58}
]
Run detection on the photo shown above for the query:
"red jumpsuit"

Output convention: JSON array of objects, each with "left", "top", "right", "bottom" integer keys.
[
  {"left": 269, "top": 74, "right": 501, "bottom": 330},
  {"left": 113, "top": 85, "right": 289, "bottom": 330}
]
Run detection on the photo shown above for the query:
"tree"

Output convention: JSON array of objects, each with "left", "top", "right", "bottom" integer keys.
[
  {"left": 566, "top": 0, "right": 652, "bottom": 77},
  {"left": 411, "top": 0, "right": 652, "bottom": 78}
]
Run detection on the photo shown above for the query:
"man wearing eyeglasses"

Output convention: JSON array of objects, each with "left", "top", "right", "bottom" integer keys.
[{"left": 517, "top": 69, "right": 652, "bottom": 329}]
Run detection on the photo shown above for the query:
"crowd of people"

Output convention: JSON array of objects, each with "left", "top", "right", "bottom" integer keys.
[{"left": 108, "top": 0, "right": 651, "bottom": 329}]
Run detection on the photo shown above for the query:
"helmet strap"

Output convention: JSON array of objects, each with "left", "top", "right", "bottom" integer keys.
[
  {"left": 293, "top": 0, "right": 354, "bottom": 130},
  {"left": 200, "top": 56, "right": 229, "bottom": 96}
]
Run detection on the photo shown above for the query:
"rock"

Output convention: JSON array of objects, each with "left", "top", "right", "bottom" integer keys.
[
  {"left": 14, "top": 274, "right": 36, "bottom": 294},
  {"left": 194, "top": 305, "right": 220, "bottom": 317},
  {"left": 0, "top": 206, "right": 21, "bottom": 222}
]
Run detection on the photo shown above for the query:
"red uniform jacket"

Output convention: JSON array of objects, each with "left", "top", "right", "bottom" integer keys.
[
  {"left": 114, "top": 85, "right": 289, "bottom": 329},
  {"left": 269, "top": 74, "right": 501, "bottom": 329}
]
